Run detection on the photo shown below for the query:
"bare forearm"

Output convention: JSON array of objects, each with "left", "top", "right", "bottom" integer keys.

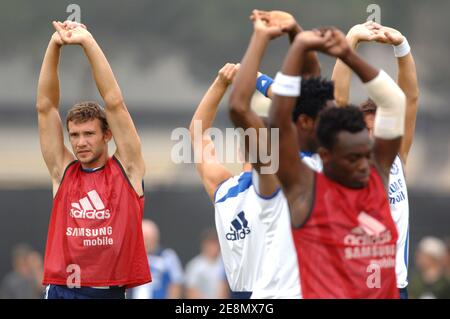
[
  {"left": 397, "top": 53, "right": 419, "bottom": 102},
  {"left": 288, "top": 24, "right": 302, "bottom": 43},
  {"left": 36, "top": 41, "right": 61, "bottom": 111},
  {"left": 331, "top": 35, "right": 360, "bottom": 106},
  {"left": 281, "top": 39, "right": 309, "bottom": 76},
  {"left": 397, "top": 53, "right": 419, "bottom": 162},
  {"left": 230, "top": 32, "right": 269, "bottom": 114},
  {"left": 340, "top": 49, "right": 378, "bottom": 84},
  {"left": 82, "top": 37, "right": 123, "bottom": 107},
  {"left": 190, "top": 78, "right": 228, "bottom": 134},
  {"left": 270, "top": 41, "right": 308, "bottom": 128},
  {"left": 287, "top": 24, "right": 320, "bottom": 77}
]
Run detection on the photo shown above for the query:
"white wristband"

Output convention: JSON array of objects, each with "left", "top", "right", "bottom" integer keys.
[
  {"left": 393, "top": 38, "right": 410, "bottom": 58},
  {"left": 271, "top": 72, "right": 302, "bottom": 97}
]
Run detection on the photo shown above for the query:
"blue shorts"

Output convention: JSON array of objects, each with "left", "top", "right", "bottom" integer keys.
[
  {"left": 44, "top": 285, "right": 126, "bottom": 299},
  {"left": 399, "top": 287, "right": 408, "bottom": 299},
  {"left": 230, "top": 291, "right": 252, "bottom": 299}
]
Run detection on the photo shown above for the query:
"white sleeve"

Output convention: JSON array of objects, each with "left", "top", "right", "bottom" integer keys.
[
  {"left": 251, "top": 169, "right": 281, "bottom": 200},
  {"left": 364, "top": 70, "right": 406, "bottom": 139}
]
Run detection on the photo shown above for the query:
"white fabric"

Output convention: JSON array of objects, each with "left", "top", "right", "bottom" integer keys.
[
  {"left": 301, "top": 153, "right": 323, "bottom": 172},
  {"left": 272, "top": 72, "right": 302, "bottom": 97},
  {"left": 214, "top": 153, "right": 323, "bottom": 297},
  {"left": 250, "top": 171, "right": 301, "bottom": 299},
  {"left": 393, "top": 38, "right": 411, "bottom": 58},
  {"left": 364, "top": 70, "right": 406, "bottom": 139},
  {"left": 388, "top": 155, "right": 410, "bottom": 288},
  {"left": 214, "top": 171, "right": 266, "bottom": 292}
]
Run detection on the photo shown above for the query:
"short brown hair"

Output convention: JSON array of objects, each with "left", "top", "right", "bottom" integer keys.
[{"left": 66, "top": 101, "right": 109, "bottom": 132}]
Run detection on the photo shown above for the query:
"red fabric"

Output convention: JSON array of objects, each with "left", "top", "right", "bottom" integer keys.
[
  {"left": 43, "top": 157, "right": 151, "bottom": 288},
  {"left": 293, "top": 168, "right": 399, "bottom": 298}
]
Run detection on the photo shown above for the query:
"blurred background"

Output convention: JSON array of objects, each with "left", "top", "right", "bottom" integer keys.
[{"left": 0, "top": 0, "right": 449, "bottom": 298}]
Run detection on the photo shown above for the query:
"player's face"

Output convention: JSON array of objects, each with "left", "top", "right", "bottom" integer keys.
[
  {"left": 363, "top": 112, "right": 375, "bottom": 137},
  {"left": 322, "top": 129, "right": 373, "bottom": 188},
  {"left": 68, "top": 119, "right": 111, "bottom": 166},
  {"left": 203, "top": 239, "right": 220, "bottom": 259}
]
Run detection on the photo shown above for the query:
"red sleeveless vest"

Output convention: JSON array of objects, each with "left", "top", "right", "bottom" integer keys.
[
  {"left": 42, "top": 157, "right": 151, "bottom": 288},
  {"left": 292, "top": 168, "right": 399, "bottom": 298}
]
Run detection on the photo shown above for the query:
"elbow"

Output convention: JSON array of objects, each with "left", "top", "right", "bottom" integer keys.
[
  {"left": 333, "top": 89, "right": 349, "bottom": 107},
  {"left": 36, "top": 98, "right": 54, "bottom": 114},
  {"left": 407, "top": 88, "right": 420, "bottom": 105},
  {"left": 268, "top": 112, "right": 281, "bottom": 130},
  {"left": 104, "top": 94, "right": 125, "bottom": 111},
  {"left": 228, "top": 91, "right": 247, "bottom": 119},
  {"left": 35, "top": 102, "right": 46, "bottom": 114},
  {"left": 334, "top": 96, "right": 348, "bottom": 107}
]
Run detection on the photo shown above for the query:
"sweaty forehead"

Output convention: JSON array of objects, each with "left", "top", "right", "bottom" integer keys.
[{"left": 334, "top": 130, "right": 372, "bottom": 154}]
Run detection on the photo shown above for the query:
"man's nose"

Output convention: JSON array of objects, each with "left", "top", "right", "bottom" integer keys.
[{"left": 77, "top": 135, "right": 87, "bottom": 146}]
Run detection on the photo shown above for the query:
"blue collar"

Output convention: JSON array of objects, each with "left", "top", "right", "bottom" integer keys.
[
  {"left": 81, "top": 165, "right": 104, "bottom": 173},
  {"left": 299, "top": 151, "right": 314, "bottom": 159}
]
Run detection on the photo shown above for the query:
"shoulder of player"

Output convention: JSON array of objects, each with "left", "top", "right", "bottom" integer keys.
[
  {"left": 112, "top": 153, "right": 145, "bottom": 177},
  {"left": 214, "top": 172, "right": 252, "bottom": 204}
]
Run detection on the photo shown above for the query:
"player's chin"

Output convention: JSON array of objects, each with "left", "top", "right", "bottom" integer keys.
[
  {"left": 76, "top": 153, "right": 94, "bottom": 164},
  {"left": 348, "top": 178, "right": 369, "bottom": 189}
]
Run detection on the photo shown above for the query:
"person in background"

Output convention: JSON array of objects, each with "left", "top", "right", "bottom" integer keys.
[
  {"left": 0, "top": 244, "right": 43, "bottom": 299},
  {"left": 184, "top": 229, "right": 229, "bottom": 299},
  {"left": 409, "top": 236, "right": 450, "bottom": 299},
  {"left": 128, "top": 219, "right": 184, "bottom": 299}
]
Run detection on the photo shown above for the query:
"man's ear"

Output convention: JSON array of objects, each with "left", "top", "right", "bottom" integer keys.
[
  {"left": 104, "top": 129, "right": 112, "bottom": 143},
  {"left": 298, "top": 114, "right": 315, "bottom": 131},
  {"left": 318, "top": 146, "right": 330, "bottom": 165}
]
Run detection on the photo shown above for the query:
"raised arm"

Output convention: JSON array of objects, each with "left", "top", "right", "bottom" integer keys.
[
  {"left": 54, "top": 21, "right": 144, "bottom": 194},
  {"left": 331, "top": 21, "right": 377, "bottom": 106},
  {"left": 36, "top": 25, "right": 75, "bottom": 194},
  {"left": 259, "top": 10, "right": 321, "bottom": 78},
  {"left": 370, "top": 24, "right": 419, "bottom": 165},
  {"left": 229, "top": 10, "right": 284, "bottom": 197},
  {"left": 189, "top": 64, "right": 238, "bottom": 202},
  {"left": 268, "top": 30, "right": 334, "bottom": 226},
  {"left": 331, "top": 28, "right": 405, "bottom": 182}
]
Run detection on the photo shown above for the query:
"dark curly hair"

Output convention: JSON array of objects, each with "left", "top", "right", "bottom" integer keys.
[
  {"left": 316, "top": 106, "right": 367, "bottom": 150},
  {"left": 292, "top": 77, "right": 334, "bottom": 122}
]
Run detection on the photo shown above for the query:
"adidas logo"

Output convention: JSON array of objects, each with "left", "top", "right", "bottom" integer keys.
[
  {"left": 344, "top": 212, "right": 391, "bottom": 246},
  {"left": 70, "top": 190, "right": 111, "bottom": 220},
  {"left": 226, "top": 211, "right": 250, "bottom": 241},
  {"left": 356, "top": 211, "right": 386, "bottom": 236}
]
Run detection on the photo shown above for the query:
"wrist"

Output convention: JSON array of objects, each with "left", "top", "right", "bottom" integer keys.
[
  {"left": 339, "top": 47, "right": 357, "bottom": 63},
  {"left": 292, "top": 36, "right": 310, "bottom": 52},
  {"left": 393, "top": 37, "right": 410, "bottom": 57},
  {"left": 254, "top": 28, "right": 271, "bottom": 42},
  {"left": 289, "top": 24, "right": 302, "bottom": 38},
  {"left": 256, "top": 73, "right": 274, "bottom": 97},
  {"left": 214, "top": 76, "right": 230, "bottom": 89},
  {"left": 80, "top": 34, "right": 95, "bottom": 47},
  {"left": 49, "top": 38, "right": 63, "bottom": 49},
  {"left": 346, "top": 34, "right": 360, "bottom": 49}
]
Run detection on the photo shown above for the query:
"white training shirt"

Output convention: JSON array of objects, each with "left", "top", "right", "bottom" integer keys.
[
  {"left": 388, "top": 155, "right": 410, "bottom": 289},
  {"left": 214, "top": 170, "right": 300, "bottom": 298},
  {"left": 214, "top": 171, "right": 266, "bottom": 292}
]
